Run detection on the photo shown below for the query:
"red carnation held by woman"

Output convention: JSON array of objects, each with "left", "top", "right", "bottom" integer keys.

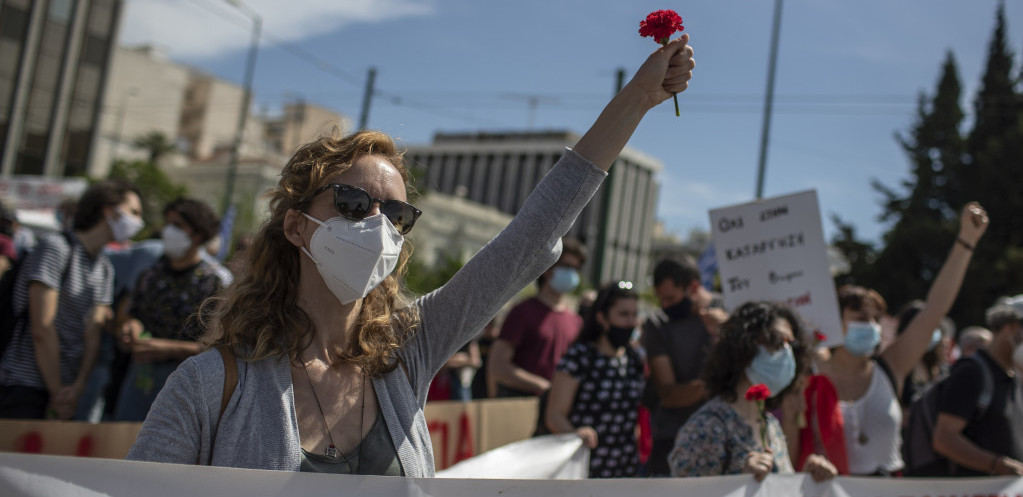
[
  {"left": 638, "top": 9, "right": 685, "bottom": 116},
  {"left": 745, "top": 383, "right": 771, "bottom": 402},
  {"left": 639, "top": 9, "right": 684, "bottom": 44}
]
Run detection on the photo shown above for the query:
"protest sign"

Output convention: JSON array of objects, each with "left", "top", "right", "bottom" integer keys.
[{"left": 710, "top": 190, "right": 843, "bottom": 346}]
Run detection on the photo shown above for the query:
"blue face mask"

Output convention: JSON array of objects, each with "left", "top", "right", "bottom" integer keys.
[
  {"left": 928, "top": 329, "right": 943, "bottom": 351},
  {"left": 844, "top": 321, "right": 881, "bottom": 357},
  {"left": 548, "top": 267, "right": 580, "bottom": 294},
  {"left": 745, "top": 343, "right": 796, "bottom": 398}
]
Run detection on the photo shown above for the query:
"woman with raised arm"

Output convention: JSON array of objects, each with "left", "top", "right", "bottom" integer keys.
[
  {"left": 802, "top": 203, "right": 988, "bottom": 476},
  {"left": 126, "top": 35, "right": 695, "bottom": 476}
]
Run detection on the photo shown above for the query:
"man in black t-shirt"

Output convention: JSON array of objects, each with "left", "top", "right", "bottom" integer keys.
[
  {"left": 932, "top": 303, "right": 1023, "bottom": 476},
  {"left": 641, "top": 255, "right": 726, "bottom": 476}
]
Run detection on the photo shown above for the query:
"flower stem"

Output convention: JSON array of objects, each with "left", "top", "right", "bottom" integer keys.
[
  {"left": 660, "top": 41, "right": 681, "bottom": 117},
  {"left": 758, "top": 400, "right": 768, "bottom": 448}
]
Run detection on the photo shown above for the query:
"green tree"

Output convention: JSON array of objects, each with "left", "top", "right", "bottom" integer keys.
[
  {"left": 830, "top": 214, "right": 877, "bottom": 288},
  {"left": 835, "top": 5, "right": 1023, "bottom": 326},
  {"left": 405, "top": 252, "right": 464, "bottom": 296},
  {"left": 132, "top": 131, "right": 177, "bottom": 164},
  {"left": 951, "top": 2, "right": 1023, "bottom": 324}
]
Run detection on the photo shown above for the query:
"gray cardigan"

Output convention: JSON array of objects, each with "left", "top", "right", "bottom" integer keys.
[{"left": 126, "top": 149, "right": 606, "bottom": 477}]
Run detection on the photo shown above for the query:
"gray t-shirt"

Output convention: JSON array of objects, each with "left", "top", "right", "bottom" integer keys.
[
  {"left": 642, "top": 309, "right": 714, "bottom": 441},
  {"left": 1, "top": 232, "right": 113, "bottom": 388}
]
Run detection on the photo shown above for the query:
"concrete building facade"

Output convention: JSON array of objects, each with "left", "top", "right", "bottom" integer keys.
[
  {"left": 90, "top": 45, "right": 188, "bottom": 177},
  {"left": 405, "top": 130, "right": 662, "bottom": 289},
  {"left": 266, "top": 100, "right": 350, "bottom": 158},
  {"left": 88, "top": 45, "right": 349, "bottom": 220},
  {"left": 0, "top": 0, "right": 123, "bottom": 178},
  {"left": 409, "top": 190, "right": 513, "bottom": 269}
]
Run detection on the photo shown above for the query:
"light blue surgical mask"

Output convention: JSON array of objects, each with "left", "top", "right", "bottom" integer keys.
[
  {"left": 844, "top": 321, "right": 881, "bottom": 357},
  {"left": 745, "top": 343, "right": 796, "bottom": 398},
  {"left": 548, "top": 267, "right": 580, "bottom": 294},
  {"left": 928, "top": 329, "right": 943, "bottom": 351}
]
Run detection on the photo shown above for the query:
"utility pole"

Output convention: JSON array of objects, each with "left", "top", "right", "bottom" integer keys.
[
  {"left": 221, "top": 0, "right": 261, "bottom": 216},
  {"left": 755, "top": 0, "right": 784, "bottom": 199},
  {"left": 358, "top": 67, "right": 376, "bottom": 131},
  {"left": 501, "top": 93, "right": 559, "bottom": 129}
]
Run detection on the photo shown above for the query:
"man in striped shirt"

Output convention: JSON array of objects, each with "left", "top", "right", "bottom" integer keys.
[{"left": 0, "top": 180, "right": 142, "bottom": 419}]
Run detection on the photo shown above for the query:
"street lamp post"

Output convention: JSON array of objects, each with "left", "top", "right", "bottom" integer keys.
[
  {"left": 221, "top": 0, "right": 262, "bottom": 216},
  {"left": 755, "top": 0, "right": 783, "bottom": 200}
]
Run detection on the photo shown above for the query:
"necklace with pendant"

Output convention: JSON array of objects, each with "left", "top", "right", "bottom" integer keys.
[{"left": 302, "top": 360, "right": 365, "bottom": 464}]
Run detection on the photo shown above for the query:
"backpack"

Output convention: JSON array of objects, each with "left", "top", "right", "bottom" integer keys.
[
  {"left": 902, "top": 353, "right": 994, "bottom": 476},
  {"left": 0, "top": 232, "right": 74, "bottom": 355}
]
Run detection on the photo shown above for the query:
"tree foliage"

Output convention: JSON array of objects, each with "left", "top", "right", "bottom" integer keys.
[
  {"left": 833, "top": 4, "right": 1023, "bottom": 327},
  {"left": 132, "top": 131, "right": 177, "bottom": 165},
  {"left": 405, "top": 252, "right": 465, "bottom": 296}
]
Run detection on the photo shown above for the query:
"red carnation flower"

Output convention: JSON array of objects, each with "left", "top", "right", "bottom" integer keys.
[
  {"left": 638, "top": 9, "right": 685, "bottom": 116},
  {"left": 744, "top": 384, "right": 771, "bottom": 402},
  {"left": 745, "top": 383, "right": 771, "bottom": 449},
  {"left": 813, "top": 331, "right": 828, "bottom": 343},
  {"left": 639, "top": 9, "right": 684, "bottom": 44}
]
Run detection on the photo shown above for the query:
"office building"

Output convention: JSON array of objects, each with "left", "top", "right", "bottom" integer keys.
[
  {"left": 0, "top": 0, "right": 123, "bottom": 178},
  {"left": 406, "top": 130, "right": 662, "bottom": 288}
]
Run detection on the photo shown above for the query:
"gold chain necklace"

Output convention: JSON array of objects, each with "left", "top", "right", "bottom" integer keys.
[{"left": 300, "top": 360, "right": 365, "bottom": 466}]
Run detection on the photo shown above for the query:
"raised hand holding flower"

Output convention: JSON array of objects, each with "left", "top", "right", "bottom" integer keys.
[
  {"left": 745, "top": 383, "right": 771, "bottom": 450},
  {"left": 639, "top": 9, "right": 685, "bottom": 116}
]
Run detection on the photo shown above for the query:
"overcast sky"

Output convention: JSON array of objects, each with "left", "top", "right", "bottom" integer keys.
[{"left": 119, "top": 0, "right": 1023, "bottom": 245}]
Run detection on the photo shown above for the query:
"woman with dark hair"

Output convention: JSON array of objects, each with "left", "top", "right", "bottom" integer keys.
[
  {"left": 126, "top": 37, "right": 695, "bottom": 475},
  {"left": 669, "top": 302, "right": 836, "bottom": 482},
  {"left": 545, "top": 281, "right": 645, "bottom": 478}
]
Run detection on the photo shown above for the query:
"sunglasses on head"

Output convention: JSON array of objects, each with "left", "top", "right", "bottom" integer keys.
[{"left": 304, "top": 183, "right": 422, "bottom": 235}]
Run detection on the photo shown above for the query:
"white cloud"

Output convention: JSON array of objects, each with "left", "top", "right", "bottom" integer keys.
[{"left": 119, "top": 0, "right": 434, "bottom": 59}]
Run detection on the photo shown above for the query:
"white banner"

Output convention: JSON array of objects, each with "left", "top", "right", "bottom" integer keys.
[
  {"left": 2, "top": 452, "right": 1022, "bottom": 497},
  {"left": 437, "top": 434, "right": 588, "bottom": 479},
  {"left": 710, "top": 190, "right": 844, "bottom": 346}
]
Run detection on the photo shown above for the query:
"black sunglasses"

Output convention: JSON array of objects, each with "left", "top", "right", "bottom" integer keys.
[{"left": 304, "top": 183, "right": 422, "bottom": 235}]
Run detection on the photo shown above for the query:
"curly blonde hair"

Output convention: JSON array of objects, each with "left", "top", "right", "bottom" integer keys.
[{"left": 202, "top": 130, "right": 419, "bottom": 376}]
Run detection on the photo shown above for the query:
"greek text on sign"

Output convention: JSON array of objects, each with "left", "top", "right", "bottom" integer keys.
[{"left": 710, "top": 190, "right": 842, "bottom": 346}]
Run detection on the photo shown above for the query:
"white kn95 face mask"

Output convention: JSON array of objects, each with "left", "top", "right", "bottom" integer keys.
[{"left": 300, "top": 213, "right": 403, "bottom": 304}]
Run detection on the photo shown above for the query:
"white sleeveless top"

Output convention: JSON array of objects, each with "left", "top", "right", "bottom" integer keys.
[{"left": 838, "top": 362, "right": 904, "bottom": 475}]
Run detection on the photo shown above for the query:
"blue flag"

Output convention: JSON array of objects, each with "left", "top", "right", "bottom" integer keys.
[
  {"left": 217, "top": 205, "right": 237, "bottom": 261},
  {"left": 698, "top": 243, "right": 717, "bottom": 291}
]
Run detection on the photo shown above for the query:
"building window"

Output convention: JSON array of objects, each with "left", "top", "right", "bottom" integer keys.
[
  {"left": 81, "top": 33, "right": 109, "bottom": 67},
  {"left": 47, "top": 0, "right": 73, "bottom": 24},
  {"left": 0, "top": 5, "right": 29, "bottom": 41}
]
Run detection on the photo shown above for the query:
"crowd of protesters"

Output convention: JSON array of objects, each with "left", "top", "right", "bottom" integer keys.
[{"left": 1, "top": 31, "right": 1021, "bottom": 482}]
